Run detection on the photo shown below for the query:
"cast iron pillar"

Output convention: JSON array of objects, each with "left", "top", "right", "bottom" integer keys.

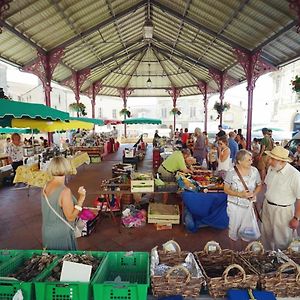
[
  {"left": 197, "top": 81, "right": 209, "bottom": 132},
  {"left": 209, "top": 70, "right": 225, "bottom": 126},
  {"left": 118, "top": 87, "right": 133, "bottom": 138},
  {"left": 166, "top": 86, "right": 181, "bottom": 130},
  {"left": 235, "top": 49, "right": 276, "bottom": 149},
  {"left": 86, "top": 81, "right": 102, "bottom": 119},
  {"left": 62, "top": 69, "right": 90, "bottom": 109},
  {"left": 22, "top": 49, "right": 64, "bottom": 144}
]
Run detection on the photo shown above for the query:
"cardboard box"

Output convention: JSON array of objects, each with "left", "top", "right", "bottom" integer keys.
[{"left": 148, "top": 203, "right": 180, "bottom": 224}]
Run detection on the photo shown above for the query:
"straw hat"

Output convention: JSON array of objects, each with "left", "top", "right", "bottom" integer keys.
[{"left": 265, "top": 146, "right": 293, "bottom": 163}]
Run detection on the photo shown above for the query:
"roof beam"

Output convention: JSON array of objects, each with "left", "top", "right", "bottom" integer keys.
[
  {"left": 155, "top": 49, "right": 199, "bottom": 82},
  {"left": 153, "top": 37, "right": 221, "bottom": 72},
  {"left": 82, "top": 50, "right": 145, "bottom": 90},
  {"left": 50, "top": 0, "right": 147, "bottom": 52},
  {"left": 151, "top": 0, "right": 249, "bottom": 52},
  {"left": 124, "top": 48, "right": 147, "bottom": 86},
  {"left": 253, "top": 19, "right": 298, "bottom": 53},
  {"left": 61, "top": 42, "right": 145, "bottom": 82},
  {"left": 152, "top": 47, "right": 176, "bottom": 86},
  {"left": 0, "top": 20, "right": 46, "bottom": 54}
]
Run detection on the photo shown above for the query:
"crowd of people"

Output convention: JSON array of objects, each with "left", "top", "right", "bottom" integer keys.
[{"left": 157, "top": 125, "right": 300, "bottom": 252}]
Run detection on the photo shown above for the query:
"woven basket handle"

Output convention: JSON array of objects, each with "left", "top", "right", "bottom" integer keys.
[
  {"left": 165, "top": 265, "right": 191, "bottom": 284},
  {"left": 222, "top": 264, "right": 246, "bottom": 284},
  {"left": 288, "top": 240, "right": 300, "bottom": 254},
  {"left": 276, "top": 262, "right": 300, "bottom": 282},
  {"left": 245, "top": 241, "right": 264, "bottom": 254},
  {"left": 163, "top": 240, "right": 181, "bottom": 254},
  {"left": 204, "top": 241, "right": 221, "bottom": 255}
]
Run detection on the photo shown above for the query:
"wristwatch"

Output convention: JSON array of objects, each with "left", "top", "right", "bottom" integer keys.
[
  {"left": 75, "top": 205, "right": 82, "bottom": 211},
  {"left": 293, "top": 216, "right": 300, "bottom": 221}
]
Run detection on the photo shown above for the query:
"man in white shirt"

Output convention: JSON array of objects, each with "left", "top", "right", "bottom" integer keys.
[
  {"left": 111, "top": 126, "right": 118, "bottom": 140},
  {"left": 261, "top": 146, "right": 300, "bottom": 250}
]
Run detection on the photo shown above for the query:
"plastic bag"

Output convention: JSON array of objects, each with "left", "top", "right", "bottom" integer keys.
[{"left": 238, "top": 204, "right": 261, "bottom": 242}]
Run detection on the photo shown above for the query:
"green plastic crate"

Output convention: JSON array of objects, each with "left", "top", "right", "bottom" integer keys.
[
  {"left": 34, "top": 251, "right": 106, "bottom": 300},
  {"left": 92, "top": 252, "right": 149, "bottom": 300},
  {"left": 0, "top": 250, "right": 22, "bottom": 267},
  {"left": 0, "top": 250, "right": 59, "bottom": 300}
]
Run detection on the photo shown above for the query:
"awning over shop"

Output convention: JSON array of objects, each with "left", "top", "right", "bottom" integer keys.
[
  {"left": 69, "top": 117, "right": 104, "bottom": 126},
  {"left": 123, "top": 117, "right": 162, "bottom": 125},
  {"left": 12, "top": 118, "right": 93, "bottom": 132},
  {"left": 0, "top": 98, "right": 69, "bottom": 127},
  {"left": 0, "top": 127, "right": 39, "bottom": 134}
]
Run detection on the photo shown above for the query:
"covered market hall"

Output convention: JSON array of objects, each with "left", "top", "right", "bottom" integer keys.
[{"left": 1, "top": 0, "right": 300, "bottom": 299}]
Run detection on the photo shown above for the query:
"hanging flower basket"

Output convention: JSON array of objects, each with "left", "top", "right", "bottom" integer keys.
[
  {"left": 69, "top": 102, "right": 87, "bottom": 116},
  {"left": 291, "top": 75, "right": 300, "bottom": 93},
  {"left": 119, "top": 108, "right": 131, "bottom": 118},
  {"left": 170, "top": 107, "right": 181, "bottom": 115},
  {"left": 213, "top": 101, "right": 230, "bottom": 116}
]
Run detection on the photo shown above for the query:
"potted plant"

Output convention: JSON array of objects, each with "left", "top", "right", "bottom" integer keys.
[
  {"left": 291, "top": 75, "right": 300, "bottom": 93},
  {"left": 119, "top": 108, "right": 131, "bottom": 117},
  {"left": 213, "top": 101, "right": 230, "bottom": 119},
  {"left": 69, "top": 102, "right": 87, "bottom": 116},
  {"left": 170, "top": 107, "right": 181, "bottom": 115}
]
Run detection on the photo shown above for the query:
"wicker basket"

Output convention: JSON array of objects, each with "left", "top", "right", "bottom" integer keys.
[
  {"left": 195, "top": 241, "right": 258, "bottom": 298},
  {"left": 240, "top": 241, "right": 300, "bottom": 297},
  {"left": 151, "top": 241, "right": 204, "bottom": 298},
  {"left": 157, "top": 241, "right": 190, "bottom": 266},
  {"left": 284, "top": 240, "right": 300, "bottom": 265}
]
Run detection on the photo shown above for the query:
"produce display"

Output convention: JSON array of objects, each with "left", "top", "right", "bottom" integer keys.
[
  {"left": 47, "top": 253, "right": 101, "bottom": 281},
  {"left": 192, "top": 173, "right": 224, "bottom": 190},
  {"left": 9, "top": 253, "right": 57, "bottom": 281}
]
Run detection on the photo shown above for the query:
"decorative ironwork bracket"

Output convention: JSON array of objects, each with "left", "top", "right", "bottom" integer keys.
[
  {"left": 0, "top": 0, "right": 12, "bottom": 34},
  {"left": 118, "top": 87, "right": 134, "bottom": 108},
  {"left": 166, "top": 86, "right": 181, "bottom": 107},
  {"left": 62, "top": 69, "right": 91, "bottom": 102},
  {"left": 288, "top": 0, "right": 300, "bottom": 33},
  {"left": 234, "top": 49, "right": 276, "bottom": 91}
]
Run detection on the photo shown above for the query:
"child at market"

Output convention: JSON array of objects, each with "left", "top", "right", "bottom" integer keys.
[{"left": 208, "top": 144, "right": 218, "bottom": 171}]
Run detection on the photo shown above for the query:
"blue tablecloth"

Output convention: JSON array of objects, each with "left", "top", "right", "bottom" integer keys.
[{"left": 182, "top": 191, "right": 229, "bottom": 232}]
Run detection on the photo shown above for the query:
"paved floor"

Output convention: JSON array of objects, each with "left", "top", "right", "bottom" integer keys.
[{"left": 0, "top": 144, "right": 289, "bottom": 253}]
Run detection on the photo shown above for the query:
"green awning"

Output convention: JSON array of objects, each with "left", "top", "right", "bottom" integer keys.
[
  {"left": 0, "top": 98, "right": 70, "bottom": 127},
  {"left": 69, "top": 117, "right": 104, "bottom": 126},
  {"left": 123, "top": 117, "right": 162, "bottom": 125},
  {"left": 0, "top": 127, "right": 39, "bottom": 134}
]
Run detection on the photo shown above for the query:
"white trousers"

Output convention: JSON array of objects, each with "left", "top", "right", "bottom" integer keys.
[{"left": 261, "top": 199, "right": 294, "bottom": 251}]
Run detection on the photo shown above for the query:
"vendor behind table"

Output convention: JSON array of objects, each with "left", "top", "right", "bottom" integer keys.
[{"left": 157, "top": 148, "right": 194, "bottom": 182}]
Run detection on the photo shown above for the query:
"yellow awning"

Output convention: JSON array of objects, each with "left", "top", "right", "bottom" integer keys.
[{"left": 12, "top": 118, "right": 93, "bottom": 132}]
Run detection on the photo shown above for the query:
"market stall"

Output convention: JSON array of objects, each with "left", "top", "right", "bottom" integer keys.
[{"left": 14, "top": 152, "right": 90, "bottom": 188}]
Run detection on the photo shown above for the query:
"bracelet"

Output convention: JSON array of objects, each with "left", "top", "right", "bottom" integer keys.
[{"left": 74, "top": 205, "right": 82, "bottom": 211}]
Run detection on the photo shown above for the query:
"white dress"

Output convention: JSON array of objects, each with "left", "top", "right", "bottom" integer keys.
[{"left": 217, "top": 147, "right": 231, "bottom": 171}]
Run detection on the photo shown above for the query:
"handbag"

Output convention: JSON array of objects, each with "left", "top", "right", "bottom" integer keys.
[
  {"left": 234, "top": 166, "right": 262, "bottom": 223},
  {"left": 43, "top": 188, "right": 83, "bottom": 238}
]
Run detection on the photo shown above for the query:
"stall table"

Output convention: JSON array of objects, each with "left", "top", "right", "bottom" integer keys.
[
  {"left": 73, "top": 146, "right": 104, "bottom": 159},
  {"left": 14, "top": 152, "right": 90, "bottom": 188}
]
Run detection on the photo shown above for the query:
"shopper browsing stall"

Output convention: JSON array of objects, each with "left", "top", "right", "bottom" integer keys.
[
  {"left": 261, "top": 146, "right": 300, "bottom": 250},
  {"left": 41, "top": 157, "right": 86, "bottom": 250},
  {"left": 7, "top": 133, "right": 23, "bottom": 176},
  {"left": 224, "top": 150, "right": 262, "bottom": 245},
  {"left": 158, "top": 148, "right": 193, "bottom": 181},
  {"left": 217, "top": 135, "right": 231, "bottom": 174}
]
